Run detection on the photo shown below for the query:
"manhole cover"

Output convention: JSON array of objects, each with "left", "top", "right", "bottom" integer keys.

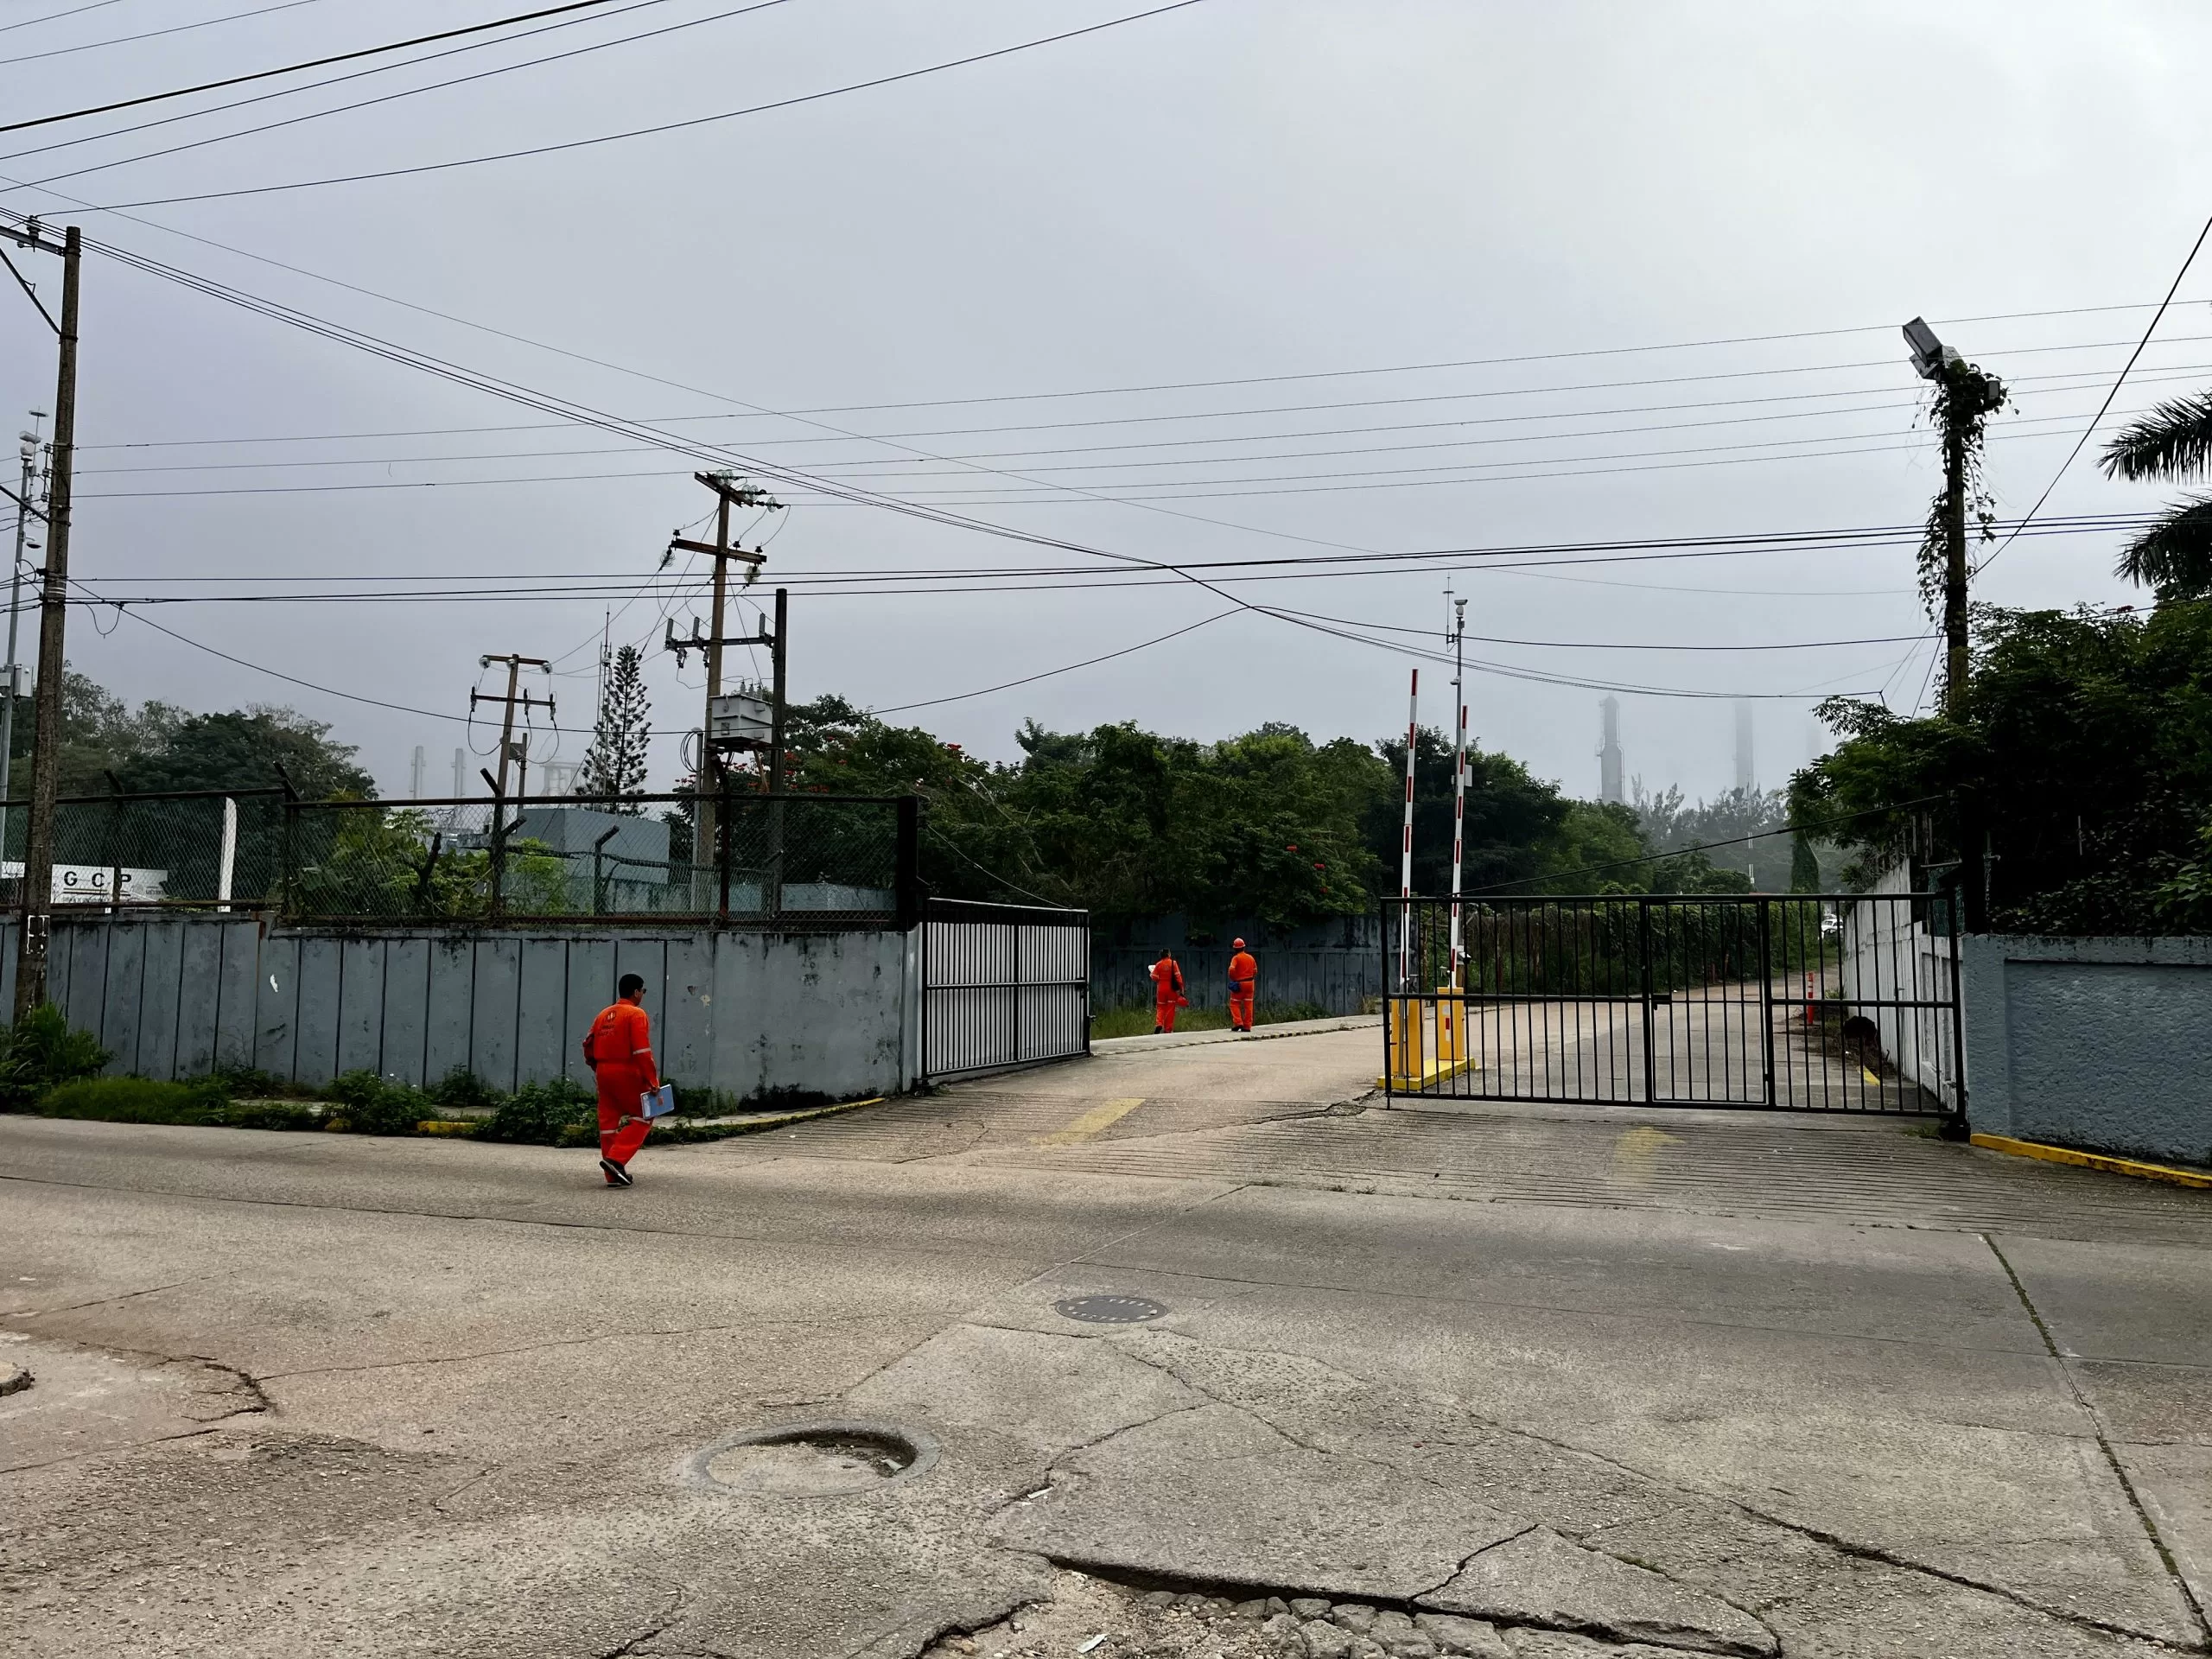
[
  {"left": 1054, "top": 1294, "right": 1168, "bottom": 1325},
  {"left": 679, "top": 1421, "right": 937, "bottom": 1498}
]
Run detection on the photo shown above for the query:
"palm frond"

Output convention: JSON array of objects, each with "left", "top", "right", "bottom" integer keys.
[
  {"left": 2114, "top": 494, "right": 2212, "bottom": 600},
  {"left": 2099, "top": 390, "right": 2212, "bottom": 481}
]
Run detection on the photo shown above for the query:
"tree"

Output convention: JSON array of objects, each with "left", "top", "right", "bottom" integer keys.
[
  {"left": 1789, "top": 603, "right": 2212, "bottom": 931},
  {"left": 576, "top": 645, "right": 651, "bottom": 812},
  {"left": 115, "top": 706, "right": 372, "bottom": 799},
  {"left": 2101, "top": 389, "right": 2212, "bottom": 601}
]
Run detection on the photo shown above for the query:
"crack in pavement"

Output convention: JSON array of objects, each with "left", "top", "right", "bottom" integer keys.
[
  {"left": 1027, "top": 1319, "right": 2200, "bottom": 1651},
  {"left": 598, "top": 1573, "right": 691, "bottom": 1658},
  {"left": 10, "top": 1271, "right": 237, "bottom": 1321},
  {"left": 1984, "top": 1231, "right": 2212, "bottom": 1648}
]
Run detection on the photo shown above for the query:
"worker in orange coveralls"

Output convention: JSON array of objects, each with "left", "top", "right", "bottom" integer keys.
[
  {"left": 1150, "top": 950, "right": 1187, "bottom": 1033},
  {"left": 582, "top": 972, "right": 659, "bottom": 1186},
  {"left": 1227, "top": 938, "right": 1258, "bottom": 1032}
]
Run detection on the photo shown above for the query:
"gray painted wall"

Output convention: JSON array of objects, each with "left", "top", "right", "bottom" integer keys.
[
  {"left": 1961, "top": 934, "right": 2212, "bottom": 1166},
  {"left": 2, "top": 913, "right": 920, "bottom": 1103}
]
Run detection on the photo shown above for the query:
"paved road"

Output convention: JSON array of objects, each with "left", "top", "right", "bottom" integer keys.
[{"left": 3, "top": 1024, "right": 2208, "bottom": 1659}]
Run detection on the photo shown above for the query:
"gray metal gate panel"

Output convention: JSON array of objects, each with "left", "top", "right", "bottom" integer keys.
[
  {"left": 1382, "top": 893, "right": 1966, "bottom": 1119},
  {"left": 922, "top": 898, "right": 1090, "bottom": 1081}
]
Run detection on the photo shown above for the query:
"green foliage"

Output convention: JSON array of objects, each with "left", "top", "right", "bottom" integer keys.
[
  {"left": 0, "top": 1005, "right": 111, "bottom": 1112},
  {"left": 429, "top": 1067, "right": 501, "bottom": 1114},
  {"left": 116, "top": 706, "right": 374, "bottom": 801},
  {"left": 476, "top": 1077, "right": 597, "bottom": 1147},
  {"left": 1789, "top": 832, "right": 1822, "bottom": 894},
  {"left": 41, "top": 1075, "right": 226, "bottom": 1125},
  {"left": 35, "top": 1073, "right": 324, "bottom": 1130},
  {"left": 577, "top": 644, "right": 652, "bottom": 810},
  {"left": 2101, "top": 390, "right": 2212, "bottom": 601},
  {"left": 1792, "top": 603, "right": 2212, "bottom": 930},
  {"left": 1918, "top": 357, "right": 2010, "bottom": 620},
  {"left": 324, "top": 1070, "right": 434, "bottom": 1135}
]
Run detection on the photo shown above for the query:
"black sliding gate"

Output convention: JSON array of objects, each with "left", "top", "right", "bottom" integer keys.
[
  {"left": 1381, "top": 893, "right": 1964, "bottom": 1118},
  {"left": 921, "top": 897, "right": 1091, "bottom": 1082}
]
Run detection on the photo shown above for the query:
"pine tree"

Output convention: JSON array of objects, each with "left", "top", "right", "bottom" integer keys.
[{"left": 577, "top": 645, "right": 651, "bottom": 813}]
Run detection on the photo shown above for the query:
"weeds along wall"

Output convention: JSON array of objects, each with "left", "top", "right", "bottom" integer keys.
[{"left": 0, "top": 913, "right": 921, "bottom": 1104}]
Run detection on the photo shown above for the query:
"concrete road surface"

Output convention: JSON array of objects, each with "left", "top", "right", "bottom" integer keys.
[{"left": 3, "top": 1021, "right": 2209, "bottom": 1659}]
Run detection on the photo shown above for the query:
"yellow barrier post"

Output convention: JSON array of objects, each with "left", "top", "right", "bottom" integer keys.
[{"left": 1386, "top": 994, "right": 1425, "bottom": 1088}]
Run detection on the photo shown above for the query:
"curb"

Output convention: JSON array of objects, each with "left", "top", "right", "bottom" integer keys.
[
  {"left": 1969, "top": 1132, "right": 2212, "bottom": 1191},
  {"left": 661, "top": 1096, "right": 887, "bottom": 1141}
]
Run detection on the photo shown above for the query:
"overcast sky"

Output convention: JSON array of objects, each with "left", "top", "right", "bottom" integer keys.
[{"left": 3, "top": 0, "right": 2208, "bottom": 805}]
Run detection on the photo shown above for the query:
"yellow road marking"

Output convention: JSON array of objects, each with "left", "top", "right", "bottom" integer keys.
[
  {"left": 1611, "top": 1126, "right": 1682, "bottom": 1188},
  {"left": 1039, "top": 1096, "right": 1145, "bottom": 1147}
]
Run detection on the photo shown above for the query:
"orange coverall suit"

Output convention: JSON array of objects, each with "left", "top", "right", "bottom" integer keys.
[
  {"left": 1151, "top": 957, "right": 1186, "bottom": 1033},
  {"left": 1227, "top": 950, "right": 1258, "bottom": 1032},
  {"left": 583, "top": 1000, "right": 659, "bottom": 1168}
]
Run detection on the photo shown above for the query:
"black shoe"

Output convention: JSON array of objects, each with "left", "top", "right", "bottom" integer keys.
[{"left": 599, "top": 1158, "right": 633, "bottom": 1186}]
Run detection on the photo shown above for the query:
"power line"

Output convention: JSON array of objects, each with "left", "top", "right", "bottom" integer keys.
[
  {"left": 61, "top": 0, "right": 1217, "bottom": 207},
  {"left": 0, "top": 0, "right": 331, "bottom": 67},
  {"left": 0, "top": 0, "right": 128, "bottom": 37},
  {"left": 0, "top": 213, "right": 2110, "bottom": 705},
  {"left": 873, "top": 608, "right": 1240, "bottom": 713},
  {"left": 10, "top": 1, "right": 791, "bottom": 191},
  {"left": 0, "top": 0, "right": 687, "bottom": 170},
  {"left": 0, "top": 1, "right": 625, "bottom": 136},
  {"left": 71, "top": 369, "right": 2212, "bottom": 477},
  {"left": 1976, "top": 209, "right": 2212, "bottom": 577},
  {"left": 65, "top": 412, "right": 2163, "bottom": 504}
]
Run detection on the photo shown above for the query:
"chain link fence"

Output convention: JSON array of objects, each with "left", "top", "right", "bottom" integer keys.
[{"left": 0, "top": 790, "right": 917, "bottom": 926}]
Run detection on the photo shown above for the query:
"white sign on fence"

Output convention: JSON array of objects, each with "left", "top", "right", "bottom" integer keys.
[{"left": 1, "top": 861, "right": 169, "bottom": 904}]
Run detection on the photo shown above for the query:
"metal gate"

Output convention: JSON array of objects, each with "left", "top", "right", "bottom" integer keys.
[
  {"left": 921, "top": 897, "right": 1091, "bottom": 1081},
  {"left": 1381, "top": 893, "right": 1964, "bottom": 1118}
]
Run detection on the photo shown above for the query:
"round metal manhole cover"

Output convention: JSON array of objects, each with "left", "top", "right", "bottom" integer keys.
[
  {"left": 680, "top": 1421, "right": 938, "bottom": 1498},
  {"left": 1054, "top": 1294, "right": 1168, "bottom": 1325}
]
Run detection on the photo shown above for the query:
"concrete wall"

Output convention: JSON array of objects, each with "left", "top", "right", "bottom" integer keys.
[
  {"left": 1, "top": 912, "right": 920, "bottom": 1103},
  {"left": 1961, "top": 934, "right": 2212, "bottom": 1166}
]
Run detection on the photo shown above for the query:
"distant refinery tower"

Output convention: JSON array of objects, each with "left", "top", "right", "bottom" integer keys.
[
  {"left": 1598, "top": 696, "right": 1624, "bottom": 804},
  {"left": 1733, "top": 700, "right": 1756, "bottom": 795}
]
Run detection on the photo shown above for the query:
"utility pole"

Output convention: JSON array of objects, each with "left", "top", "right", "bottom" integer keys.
[
  {"left": 1397, "top": 668, "right": 1418, "bottom": 992},
  {"left": 1, "top": 413, "right": 44, "bottom": 867},
  {"left": 410, "top": 745, "right": 425, "bottom": 798},
  {"left": 662, "top": 472, "right": 779, "bottom": 887},
  {"left": 11, "top": 222, "right": 80, "bottom": 1020},
  {"left": 1904, "top": 317, "right": 2007, "bottom": 930},
  {"left": 470, "top": 655, "right": 553, "bottom": 800},
  {"left": 1446, "top": 592, "right": 1468, "bottom": 989}
]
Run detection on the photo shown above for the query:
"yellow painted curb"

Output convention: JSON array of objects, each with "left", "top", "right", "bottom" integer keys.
[{"left": 1970, "top": 1133, "right": 2212, "bottom": 1191}]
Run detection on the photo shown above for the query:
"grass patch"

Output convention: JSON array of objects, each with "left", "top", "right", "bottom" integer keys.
[
  {"left": 41, "top": 1075, "right": 326, "bottom": 1132},
  {"left": 9, "top": 1006, "right": 893, "bottom": 1149},
  {"left": 1090, "top": 1000, "right": 1332, "bottom": 1039}
]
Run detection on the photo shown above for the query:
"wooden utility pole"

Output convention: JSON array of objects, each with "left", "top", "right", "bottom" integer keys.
[
  {"left": 470, "top": 655, "right": 552, "bottom": 800},
  {"left": 663, "top": 473, "right": 779, "bottom": 884},
  {"left": 12, "top": 223, "right": 79, "bottom": 1020}
]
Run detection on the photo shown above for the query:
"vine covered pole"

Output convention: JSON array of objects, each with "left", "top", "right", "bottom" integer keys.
[
  {"left": 1942, "top": 413, "right": 1970, "bottom": 713},
  {"left": 1904, "top": 318, "right": 2007, "bottom": 930}
]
